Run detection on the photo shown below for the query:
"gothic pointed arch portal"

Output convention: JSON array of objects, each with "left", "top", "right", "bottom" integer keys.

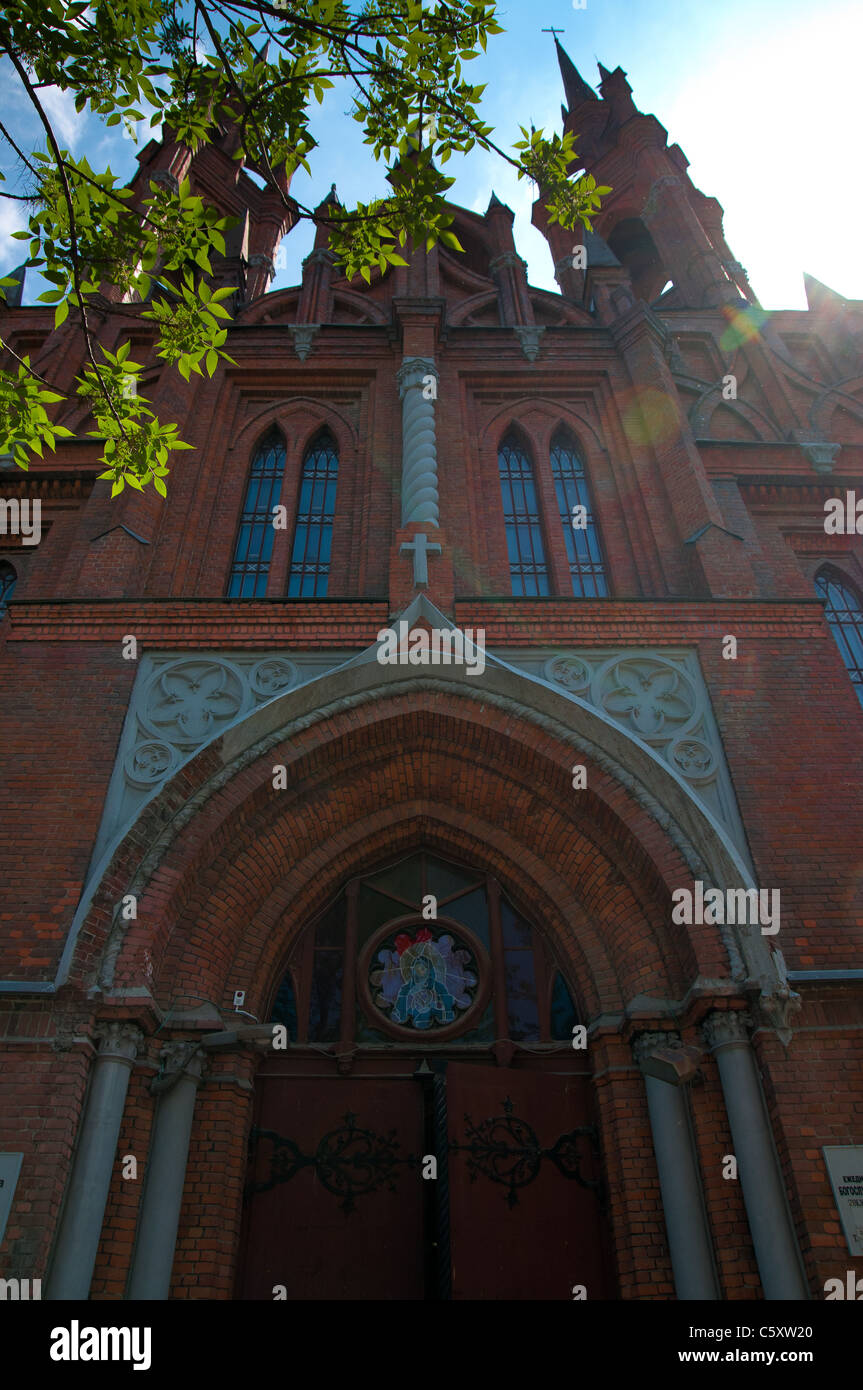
[
  {"left": 55, "top": 618, "right": 800, "bottom": 1301},
  {"left": 237, "top": 847, "right": 616, "bottom": 1302}
]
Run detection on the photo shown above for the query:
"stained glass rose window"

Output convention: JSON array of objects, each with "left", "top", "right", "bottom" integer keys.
[{"left": 369, "top": 926, "right": 479, "bottom": 1032}]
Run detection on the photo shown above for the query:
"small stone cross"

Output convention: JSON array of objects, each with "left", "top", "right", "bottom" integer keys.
[{"left": 400, "top": 533, "right": 442, "bottom": 587}]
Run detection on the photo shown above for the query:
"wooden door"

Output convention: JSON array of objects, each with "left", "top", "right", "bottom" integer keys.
[
  {"left": 238, "top": 1065, "right": 425, "bottom": 1300},
  {"left": 446, "top": 1063, "right": 613, "bottom": 1300},
  {"left": 238, "top": 1059, "right": 612, "bottom": 1300},
  {"left": 237, "top": 852, "right": 616, "bottom": 1300}
]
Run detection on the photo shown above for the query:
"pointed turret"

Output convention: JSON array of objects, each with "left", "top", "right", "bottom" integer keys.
[
  {"left": 804, "top": 273, "right": 847, "bottom": 313},
  {"left": 314, "top": 184, "right": 340, "bottom": 219},
  {"left": 555, "top": 38, "right": 598, "bottom": 111},
  {"left": 597, "top": 63, "right": 637, "bottom": 121},
  {"left": 584, "top": 231, "right": 621, "bottom": 268},
  {"left": 2, "top": 264, "right": 26, "bottom": 308},
  {"left": 801, "top": 273, "right": 862, "bottom": 371},
  {"left": 483, "top": 188, "right": 531, "bottom": 323},
  {"left": 486, "top": 190, "right": 510, "bottom": 216},
  {"left": 298, "top": 183, "right": 342, "bottom": 318}
]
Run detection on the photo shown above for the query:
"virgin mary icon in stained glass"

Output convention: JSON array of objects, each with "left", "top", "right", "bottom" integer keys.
[{"left": 371, "top": 927, "right": 477, "bottom": 1030}]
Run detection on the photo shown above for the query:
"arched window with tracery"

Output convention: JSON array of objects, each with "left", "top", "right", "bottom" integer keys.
[
  {"left": 550, "top": 429, "right": 609, "bottom": 597},
  {"left": 287, "top": 429, "right": 339, "bottom": 597},
  {"left": 0, "top": 560, "right": 17, "bottom": 613},
  {"left": 498, "top": 431, "right": 549, "bottom": 596},
  {"left": 227, "top": 428, "right": 286, "bottom": 598},
  {"left": 815, "top": 565, "right": 863, "bottom": 708},
  {"left": 269, "top": 850, "right": 579, "bottom": 1047}
]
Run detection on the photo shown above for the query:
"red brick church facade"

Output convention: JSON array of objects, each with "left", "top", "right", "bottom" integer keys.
[{"left": 1, "top": 42, "right": 862, "bottom": 1301}]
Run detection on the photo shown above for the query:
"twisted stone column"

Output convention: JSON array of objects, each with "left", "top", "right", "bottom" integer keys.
[
  {"left": 702, "top": 1011, "right": 809, "bottom": 1299},
  {"left": 47, "top": 1021, "right": 143, "bottom": 1300},
  {"left": 633, "top": 1031, "right": 719, "bottom": 1299},
  {"left": 397, "top": 357, "right": 440, "bottom": 527},
  {"left": 127, "top": 1042, "right": 207, "bottom": 1300}
]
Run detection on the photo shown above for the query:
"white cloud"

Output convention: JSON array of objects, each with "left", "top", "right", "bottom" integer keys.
[
  {"left": 661, "top": 4, "right": 863, "bottom": 307},
  {"left": 40, "top": 86, "right": 87, "bottom": 153},
  {"left": 0, "top": 200, "right": 27, "bottom": 275}
]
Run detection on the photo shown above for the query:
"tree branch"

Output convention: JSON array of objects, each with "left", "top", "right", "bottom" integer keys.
[
  {"left": 0, "top": 119, "right": 40, "bottom": 177},
  {"left": 196, "top": 1, "right": 294, "bottom": 216},
  {"left": 3, "top": 45, "right": 126, "bottom": 437},
  {"left": 0, "top": 337, "right": 68, "bottom": 394}
]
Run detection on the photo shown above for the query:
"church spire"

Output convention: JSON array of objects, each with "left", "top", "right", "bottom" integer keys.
[{"left": 555, "top": 37, "right": 597, "bottom": 109}]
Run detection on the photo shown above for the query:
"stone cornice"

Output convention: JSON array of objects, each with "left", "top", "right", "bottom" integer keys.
[
  {"left": 454, "top": 599, "right": 827, "bottom": 643},
  {"left": 741, "top": 478, "right": 863, "bottom": 504},
  {"left": 0, "top": 475, "right": 92, "bottom": 498},
  {"left": 3, "top": 600, "right": 390, "bottom": 645},
  {"left": 4, "top": 598, "right": 828, "bottom": 645}
]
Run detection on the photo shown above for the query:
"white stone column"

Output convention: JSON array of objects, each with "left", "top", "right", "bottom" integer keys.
[
  {"left": 127, "top": 1042, "right": 206, "bottom": 1300},
  {"left": 46, "top": 1021, "right": 143, "bottom": 1300},
  {"left": 702, "top": 1011, "right": 809, "bottom": 1299},
  {"left": 397, "top": 357, "right": 439, "bottom": 527},
  {"left": 634, "top": 1032, "right": 719, "bottom": 1299}
]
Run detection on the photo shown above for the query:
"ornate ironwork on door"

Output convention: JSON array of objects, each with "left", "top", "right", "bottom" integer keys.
[
  {"left": 246, "top": 1113, "right": 419, "bottom": 1214},
  {"left": 449, "top": 1095, "right": 601, "bottom": 1208}
]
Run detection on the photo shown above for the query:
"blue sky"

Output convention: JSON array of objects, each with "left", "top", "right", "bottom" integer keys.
[{"left": 2, "top": 0, "right": 861, "bottom": 309}]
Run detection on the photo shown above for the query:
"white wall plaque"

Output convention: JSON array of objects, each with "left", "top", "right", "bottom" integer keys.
[
  {"left": 0, "top": 1154, "right": 23, "bottom": 1246},
  {"left": 823, "top": 1146, "right": 863, "bottom": 1256}
]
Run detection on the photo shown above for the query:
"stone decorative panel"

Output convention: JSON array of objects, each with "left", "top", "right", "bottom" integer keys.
[
  {"left": 90, "top": 650, "right": 354, "bottom": 877},
  {"left": 90, "top": 640, "right": 749, "bottom": 889},
  {"left": 504, "top": 646, "right": 747, "bottom": 856}
]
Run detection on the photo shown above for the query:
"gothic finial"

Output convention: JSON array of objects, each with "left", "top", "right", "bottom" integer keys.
[{"left": 597, "top": 60, "right": 614, "bottom": 83}]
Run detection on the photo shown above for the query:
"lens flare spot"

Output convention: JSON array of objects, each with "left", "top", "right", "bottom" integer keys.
[
  {"left": 719, "top": 303, "right": 769, "bottom": 353},
  {"left": 622, "top": 388, "right": 679, "bottom": 448}
]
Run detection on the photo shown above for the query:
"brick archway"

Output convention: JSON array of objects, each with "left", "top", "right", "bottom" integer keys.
[
  {"left": 78, "top": 702, "right": 747, "bottom": 1013},
  {"left": 66, "top": 666, "right": 790, "bottom": 1301},
  {"left": 66, "top": 655, "right": 782, "bottom": 1008}
]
